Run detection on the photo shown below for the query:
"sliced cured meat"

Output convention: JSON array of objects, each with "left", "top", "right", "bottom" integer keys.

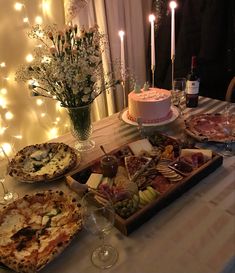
[{"left": 185, "top": 113, "right": 235, "bottom": 143}]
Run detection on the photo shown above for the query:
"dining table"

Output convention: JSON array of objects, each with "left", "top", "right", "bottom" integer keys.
[{"left": 0, "top": 96, "right": 235, "bottom": 273}]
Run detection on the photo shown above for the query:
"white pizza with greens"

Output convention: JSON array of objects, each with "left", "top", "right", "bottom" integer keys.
[{"left": 8, "top": 142, "right": 78, "bottom": 182}]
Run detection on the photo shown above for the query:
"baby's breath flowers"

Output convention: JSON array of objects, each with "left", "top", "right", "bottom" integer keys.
[{"left": 16, "top": 24, "right": 120, "bottom": 107}]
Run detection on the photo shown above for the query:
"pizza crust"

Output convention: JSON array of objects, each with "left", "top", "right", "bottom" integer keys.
[
  {"left": 0, "top": 190, "right": 82, "bottom": 273},
  {"left": 8, "top": 142, "right": 79, "bottom": 182}
]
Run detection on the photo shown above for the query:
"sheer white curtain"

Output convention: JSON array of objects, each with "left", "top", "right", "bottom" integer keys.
[{"left": 64, "top": 0, "right": 152, "bottom": 121}]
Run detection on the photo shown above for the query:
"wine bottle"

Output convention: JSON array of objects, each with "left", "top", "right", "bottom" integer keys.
[{"left": 186, "top": 56, "right": 199, "bottom": 107}]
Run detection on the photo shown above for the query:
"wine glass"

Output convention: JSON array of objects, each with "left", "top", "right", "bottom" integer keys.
[
  {"left": 172, "top": 78, "right": 186, "bottom": 116},
  {"left": 81, "top": 191, "right": 118, "bottom": 269},
  {"left": 0, "top": 158, "right": 18, "bottom": 205},
  {"left": 0, "top": 146, "right": 18, "bottom": 205},
  {"left": 221, "top": 104, "right": 234, "bottom": 156}
]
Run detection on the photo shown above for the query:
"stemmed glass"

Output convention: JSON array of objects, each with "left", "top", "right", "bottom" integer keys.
[
  {"left": 0, "top": 147, "right": 18, "bottom": 205},
  {"left": 221, "top": 104, "right": 234, "bottom": 156},
  {"left": 172, "top": 78, "right": 186, "bottom": 116},
  {"left": 81, "top": 191, "right": 118, "bottom": 269}
]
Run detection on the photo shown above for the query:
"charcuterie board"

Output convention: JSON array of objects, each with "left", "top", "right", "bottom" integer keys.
[{"left": 66, "top": 133, "right": 223, "bottom": 235}]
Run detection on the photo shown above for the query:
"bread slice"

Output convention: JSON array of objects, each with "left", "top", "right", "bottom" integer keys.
[{"left": 124, "top": 156, "right": 152, "bottom": 181}]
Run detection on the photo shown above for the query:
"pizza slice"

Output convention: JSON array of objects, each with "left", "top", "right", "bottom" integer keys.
[
  {"left": 124, "top": 155, "right": 152, "bottom": 181},
  {"left": 0, "top": 226, "right": 39, "bottom": 273},
  {"left": 36, "top": 221, "right": 81, "bottom": 271},
  {"left": 0, "top": 190, "right": 83, "bottom": 273}
]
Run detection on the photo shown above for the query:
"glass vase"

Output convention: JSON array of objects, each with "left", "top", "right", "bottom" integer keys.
[{"left": 67, "top": 104, "right": 95, "bottom": 152}]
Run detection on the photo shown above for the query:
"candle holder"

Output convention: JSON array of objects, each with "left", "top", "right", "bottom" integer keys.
[
  {"left": 121, "top": 81, "right": 127, "bottom": 109},
  {"left": 151, "top": 65, "right": 155, "bottom": 87},
  {"left": 171, "top": 55, "right": 175, "bottom": 90}
]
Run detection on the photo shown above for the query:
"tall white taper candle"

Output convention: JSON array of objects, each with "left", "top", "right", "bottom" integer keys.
[
  {"left": 118, "top": 30, "right": 125, "bottom": 82},
  {"left": 149, "top": 14, "right": 156, "bottom": 70},
  {"left": 170, "top": 1, "right": 177, "bottom": 60}
]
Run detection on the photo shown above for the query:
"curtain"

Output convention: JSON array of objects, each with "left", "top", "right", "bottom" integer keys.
[{"left": 64, "top": 0, "right": 152, "bottom": 121}]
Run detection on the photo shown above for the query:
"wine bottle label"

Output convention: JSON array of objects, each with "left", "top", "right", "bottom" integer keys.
[{"left": 186, "top": 81, "right": 199, "bottom": 94}]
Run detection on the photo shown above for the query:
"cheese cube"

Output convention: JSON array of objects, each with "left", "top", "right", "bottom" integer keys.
[{"left": 86, "top": 173, "right": 103, "bottom": 189}]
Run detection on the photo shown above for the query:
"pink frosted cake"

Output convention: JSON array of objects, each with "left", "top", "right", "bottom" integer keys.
[{"left": 127, "top": 88, "right": 172, "bottom": 123}]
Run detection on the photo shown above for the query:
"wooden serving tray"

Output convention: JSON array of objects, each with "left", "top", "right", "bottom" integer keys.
[{"left": 67, "top": 136, "right": 223, "bottom": 235}]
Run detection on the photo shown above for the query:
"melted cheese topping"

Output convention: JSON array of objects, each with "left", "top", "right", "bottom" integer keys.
[
  {"left": 23, "top": 150, "right": 72, "bottom": 176},
  {"left": 0, "top": 211, "right": 26, "bottom": 234},
  {"left": 38, "top": 227, "right": 61, "bottom": 253},
  {"left": 28, "top": 215, "right": 42, "bottom": 226},
  {"left": 50, "top": 211, "right": 70, "bottom": 227},
  {"left": 0, "top": 236, "right": 13, "bottom": 246}
]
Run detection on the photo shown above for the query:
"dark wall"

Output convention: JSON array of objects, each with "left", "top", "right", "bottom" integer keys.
[{"left": 149, "top": 0, "right": 235, "bottom": 101}]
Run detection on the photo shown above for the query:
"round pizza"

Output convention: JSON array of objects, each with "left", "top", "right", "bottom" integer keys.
[
  {"left": 8, "top": 142, "right": 79, "bottom": 182},
  {"left": 185, "top": 113, "right": 235, "bottom": 143},
  {"left": 0, "top": 190, "right": 82, "bottom": 273}
]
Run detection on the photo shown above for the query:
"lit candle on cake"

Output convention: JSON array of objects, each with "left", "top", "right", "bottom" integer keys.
[
  {"left": 149, "top": 14, "right": 156, "bottom": 70},
  {"left": 169, "top": 1, "right": 177, "bottom": 60},
  {"left": 118, "top": 30, "right": 125, "bottom": 83},
  {"left": 169, "top": 1, "right": 177, "bottom": 89},
  {"left": 149, "top": 14, "right": 156, "bottom": 87}
]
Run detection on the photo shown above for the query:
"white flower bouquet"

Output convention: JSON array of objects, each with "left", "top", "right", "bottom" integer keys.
[{"left": 16, "top": 24, "right": 120, "bottom": 107}]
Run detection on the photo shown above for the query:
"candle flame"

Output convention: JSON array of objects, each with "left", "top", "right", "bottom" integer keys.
[
  {"left": 149, "top": 14, "right": 155, "bottom": 22},
  {"left": 169, "top": 1, "right": 177, "bottom": 9},
  {"left": 118, "top": 30, "right": 125, "bottom": 38}
]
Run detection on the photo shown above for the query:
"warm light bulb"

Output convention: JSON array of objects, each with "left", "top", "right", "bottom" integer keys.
[
  {"left": 23, "top": 17, "right": 29, "bottom": 23},
  {"left": 56, "top": 117, "right": 60, "bottom": 122},
  {"left": 42, "top": 0, "right": 50, "bottom": 11},
  {"left": 41, "top": 113, "right": 46, "bottom": 117},
  {"left": 149, "top": 14, "right": 156, "bottom": 22},
  {"left": 0, "top": 127, "right": 7, "bottom": 135},
  {"left": 0, "top": 88, "right": 7, "bottom": 95},
  {"left": 36, "top": 99, "right": 44, "bottom": 106},
  {"left": 169, "top": 1, "right": 177, "bottom": 9},
  {"left": 47, "top": 127, "right": 58, "bottom": 139},
  {"left": 14, "top": 2, "right": 24, "bottom": 11},
  {"left": 0, "top": 97, "right": 7, "bottom": 108},
  {"left": 14, "top": 135, "right": 22, "bottom": 139},
  {"left": 35, "top": 16, "right": 43, "bottom": 24},
  {"left": 0, "top": 62, "right": 6, "bottom": 68},
  {"left": 26, "top": 54, "right": 34, "bottom": 63},
  {"left": 1, "top": 143, "right": 13, "bottom": 157},
  {"left": 5, "top": 111, "right": 14, "bottom": 120}
]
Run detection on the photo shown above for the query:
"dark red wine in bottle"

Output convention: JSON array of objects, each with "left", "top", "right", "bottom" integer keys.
[{"left": 186, "top": 56, "right": 199, "bottom": 107}]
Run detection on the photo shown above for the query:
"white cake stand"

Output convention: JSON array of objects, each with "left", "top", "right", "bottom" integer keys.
[{"left": 120, "top": 106, "right": 180, "bottom": 127}]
